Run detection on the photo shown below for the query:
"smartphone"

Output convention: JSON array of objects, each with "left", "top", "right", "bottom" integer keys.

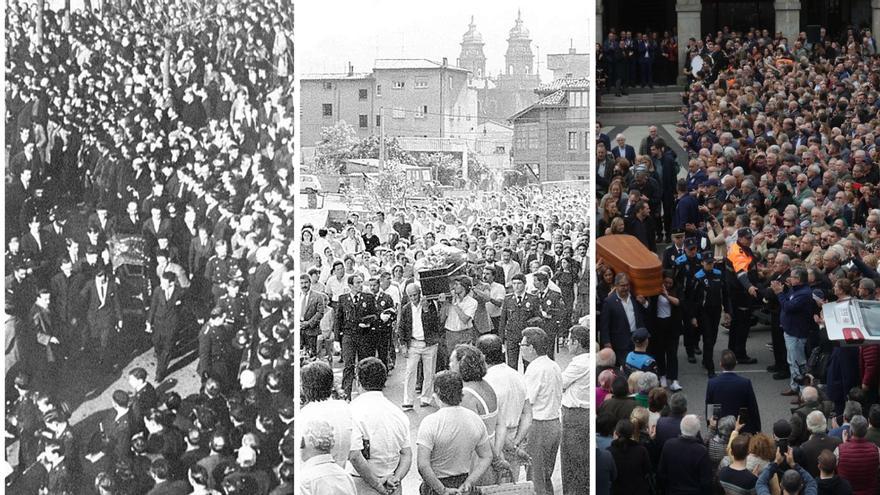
[
  {"left": 713, "top": 405, "right": 721, "bottom": 419},
  {"left": 739, "top": 407, "right": 748, "bottom": 425}
]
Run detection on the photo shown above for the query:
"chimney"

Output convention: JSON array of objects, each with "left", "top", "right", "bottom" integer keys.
[
  {"left": 348, "top": 62, "right": 354, "bottom": 76},
  {"left": 442, "top": 57, "right": 448, "bottom": 67}
]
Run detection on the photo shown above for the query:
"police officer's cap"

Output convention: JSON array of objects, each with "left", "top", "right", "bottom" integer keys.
[
  {"left": 684, "top": 238, "right": 698, "bottom": 249},
  {"left": 737, "top": 228, "right": 753, "bottom": 239},
  {"left": 632, "top": 327, "right": 651, "bottom": 343},
  {"left": 701, "top": 251, "right": 715, "bottom": 261}
]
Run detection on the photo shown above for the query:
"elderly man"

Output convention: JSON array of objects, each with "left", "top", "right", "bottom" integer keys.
[
  {"left": 772, "top": 268, "right": 816, "bottom": 398},
  {"left": 397, "top": 283, "right": 441, "bottom": 411},
  {"left": 599, "top": 273, "right": 648, "bottom": 366},
  {"left": 611, "top": 133, "right": 636, "bottom": 163},
  {"left": 657, "top": 414, "right": 713, "bottom": 494}
]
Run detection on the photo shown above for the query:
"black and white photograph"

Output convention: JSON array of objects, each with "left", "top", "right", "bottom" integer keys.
[
  {"left": 4, "top": 0, "right": 295, "bottom": 492},
  {"left": 297, "top": 1, "right": 590, "bottom": 494},
  {"left": 596, "top": 1, "right": 880, "bottom": 495}
]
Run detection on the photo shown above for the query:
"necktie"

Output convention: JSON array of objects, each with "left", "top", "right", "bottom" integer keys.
[
  {"left": 302, "top": 291, "right": 308, "bottom": 310},
  {"left": 99, "top": 284, "right": 106, "bottom": 306}
]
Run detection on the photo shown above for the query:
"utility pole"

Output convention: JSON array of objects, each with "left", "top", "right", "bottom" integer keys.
[{"left": 379, "top": 106, "right": 385, "bottom": 168}]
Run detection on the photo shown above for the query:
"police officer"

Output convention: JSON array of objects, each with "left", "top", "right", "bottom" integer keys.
[
  {"left": 198, "top": 307, "right": 231, "bottom": 390},
  {"left": 725, "top": 228, "right": 760, "bottom": 364},
  {"left": 675, "top": 237, "right": 703, "bottom": 362},
  {"left": 370, "top": 276, "right": 396, "bottom": 368},
  {"left": 691, "top": 252, "right": 729, "bottom": 378},
  {"left": 203, "top": 240, "right": 236, "bottom": 304},
  {"left": 662, "top": 230, "right": 686, "bottom": 270},
  {"left": 533, "top": 271, "right": 566, "bottom": 360},
  {"left": 499, "top": 273, "right": 541, "bottom": 369},
  {"left": 217, "top": 278, "right": 250, "bottom": 335},
  {"left": 334, "top": 274, "right": 378, "bottom": 398}
]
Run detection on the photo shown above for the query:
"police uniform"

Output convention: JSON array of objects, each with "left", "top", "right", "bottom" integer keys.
[
  {"left": 373, "top": 290, "right": 396, "bottom": 368},
  {"left": 198, "top": 316, "right": 231, "bottom": 389},
  {"left": 335, "top": 291, "right": 378, "bottom": 397},
  {"left": 499, "top": 291, "right": 541, "bottom": 368},
  {"left": 691, "top": 253, "right": 728, "bottom": 376},
  {"left": 203, "top": 255, "right": 236, "bottom": 302},
  {"left": 725, "top": 229, "right": 760, "bottom": 363},
  {"left": 675, "top": 238, "right": 704, "bottom": 359},
  {"left": 537, "top": 288, "right": 566, "bottom": 360},
  {"left": 217, "top": 292, "right": 250, "bottom": 332}
]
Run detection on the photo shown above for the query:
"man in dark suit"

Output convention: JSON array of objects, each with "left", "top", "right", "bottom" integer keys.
[
  {"left": 705, "top": 350, "right": 762, "bottom": 433},
  {"left": 525, "top": 240, "right": 554, "bottom": 272},
  {"left": 611, "top": 134, "right": 636, "bottom": 163},
  {"left": 78, "top": 268, "right": 123, "bottom": 369},
  {"left": 499, "top": 273, "right": 542, "bottom": 369},
  {"left": 662, "top": 231, "right": 687, "bottom": 270},
  {"left": 116, "top": 200, "right": 142, "bottom": 235},
  {"left": 599, "top": 273, "right": 648, "bottom": 365},
  {"left": 145, "top": 457, "right": 189, "bottom": 495},
  {"left": 624, "top": 200, "right": 657, "bottom": 253},
  {"left": 397, "top": 282, "right": 442, "bottom": 409},
  {"left": 128, "top": 367, "right": 158, "bottom": 436},
  {"left": 794, "top": 410, "right": 841, "bottom": 478},
  {"left": 102, "top": 389, "right": 133, "bottom": 461},
  {"left": 87, "top": 203, "right": 116, "bottom": 240},
  {"left": 370, "top": 276, "right": 396, "bottom": 368},
  {"left": 335, "top": 274, "right": 377, "bottom": 397},
  {"left": 146, "top": 272, "right": 183, "bottom": 382},
  {"left": 50, "top": 258, "right": 80, "bottom": 358},
  {"left": 198, "top": 307, "right": 231, "bottom": 389},
  {"left": 534, "top": 272, "right": 566, "bottom": 360},
  {"left": 299, "top": 274, "right": 325, "bottom": 358}
]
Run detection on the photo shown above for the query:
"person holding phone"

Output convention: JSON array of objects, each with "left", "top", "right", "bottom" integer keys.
[{"left": 705, "top": 350, "right": 762, "bottom": 434}]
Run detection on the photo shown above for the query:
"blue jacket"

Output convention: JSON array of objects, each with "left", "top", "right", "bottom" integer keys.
[
  {"left": 705, "top": 372, "right": 761, "bottom": 433},
  {"left": 778, "top": 284, "right": 816, "bottom": 339},
  {"left": 673, "top": 193, "right": 700, "bottom": 231}
]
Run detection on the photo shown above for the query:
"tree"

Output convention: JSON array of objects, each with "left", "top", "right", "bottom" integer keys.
[
  {"left": 352, "top": 135, "right": 412, "bottom": 163},
  {"left": 363, "top": 161, "right": 416, "bottom": 211},
  {"left": 467, "top": 154, "right": 489, "bottom": 186},
  {"left": 413, "top": 152, "right": 460, "bottom": 186},
  {"left": 313, "top": 121, "right": 359, "bottom": 175}
]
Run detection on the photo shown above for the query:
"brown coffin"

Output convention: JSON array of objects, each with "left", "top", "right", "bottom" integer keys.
[{"left": 596, "top": 234, "right": 663, "bottom": 297}]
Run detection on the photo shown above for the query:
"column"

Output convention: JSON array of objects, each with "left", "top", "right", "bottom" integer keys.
[
  {"left": 873, "top": 0, "right": 880, "bottom": 45},
  {"left": 596, "top": 0, "right": 604, "bottom": 43},
  {"left": 676, "top": 0, "right": 702, "bottom": 83},
  {"left": 774, "top": 0, "right": 801, "bottom": 42}
]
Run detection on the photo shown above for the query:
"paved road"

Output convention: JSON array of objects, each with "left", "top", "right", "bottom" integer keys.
[{"left": 337, "top": 345, "right": 575, "bottom": 494}]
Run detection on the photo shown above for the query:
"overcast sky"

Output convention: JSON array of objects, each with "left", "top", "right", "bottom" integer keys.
[{"left": 297, "top": 1, "right": 589, "bottom": 83}]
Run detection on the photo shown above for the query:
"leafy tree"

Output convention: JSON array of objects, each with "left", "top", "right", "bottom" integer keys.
[
  {"left": 363, "top": 160, "right": 416, "bottom": 211},
  {"left": 313, "top": 120, "right": 359, "bottom": 175},
  {"left": 467, "top": 154, "right": 489, "bottom": 186},
  {"left": 352, "top": 135, "right": 412, "bottom": 163}
]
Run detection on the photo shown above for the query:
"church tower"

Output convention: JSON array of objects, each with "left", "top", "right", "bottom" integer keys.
[
  {"left": 505, "top": 9, "right": 534, "bottom": 76},
  {"left": 458, "top": 16, "right": 486, "bottom": 81}
]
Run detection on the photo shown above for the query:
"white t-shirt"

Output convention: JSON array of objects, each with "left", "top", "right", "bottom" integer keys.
[
  {"left": 444, "top": 295, "right": 477, "bottom": 331},
  {"left": 416, "top": 406, "right": 489, "bottom": 478},
  {"left": 485, "top": 282, "right": 506, "bottom": 318},
  {"left": 348, "top": 391, "right": 411, "bottom": 479}
]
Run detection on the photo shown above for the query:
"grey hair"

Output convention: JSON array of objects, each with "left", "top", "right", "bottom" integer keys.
[
  {"left": 806, "top": 410, "right": 827, "bottom": 434},
  {"left": 844, "top": 401, "right": 863, "bottom": 421},
  {"left": 637, "top": 372, "right": 659, "bottom": 394},
  {"left": 681, "top": 414, "right": 701, "bottom": 438},
  {"left": 850, "top": 415, "right": 869, "bottom": 438},
  {"left": 717, "top": 415, "right": 737, "bottom": 438}
]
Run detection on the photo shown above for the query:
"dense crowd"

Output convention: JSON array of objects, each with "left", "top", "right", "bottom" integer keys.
[
  {"left": 5, "top": 0, "right": 294, "bottom": 493},
  {"left": 598, "top": 28, "right": 679, "bottom": 95},
  {"left": 298, "top": 187, "right": 591, "bottom": 494},
  {"left": 595, "top": 24, "right": 880, "bottom": 495}
]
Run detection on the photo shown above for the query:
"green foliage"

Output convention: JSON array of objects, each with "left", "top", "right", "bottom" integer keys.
[
  {"left": 313, "top": 121, "right": 359, "bottom": 175},
  {"left": 363, "top": 160, "right": 415, "bottom": 211}
]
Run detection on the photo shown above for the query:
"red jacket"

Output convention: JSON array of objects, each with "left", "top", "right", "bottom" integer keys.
[
  {"left": 859, "top": 344, "right": 880, "bottom": 389},
  {"left": 837, "top": 437, "right": 879, "bottom": 495}
]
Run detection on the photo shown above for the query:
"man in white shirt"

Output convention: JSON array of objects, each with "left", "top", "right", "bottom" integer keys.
[
  {"left": 476, "top": 267, "right": 506, "bottom": 334},
  {"left": 348, "top": 358, "right": 412, "bottom": 494},
  {"left": 477, "top": 334, "right": 532, "bottom": 483},
  {"left": 521, "top": 327, "right": 563, "bottom": 495},
  {"left": 372, "top": 212, "right": 394, "bottom": 244},
  {"left": 561, "top": 325, "right": 591, "bottom": 494},
  {"left": 417, "top": 370, "right": 493, "bottom": 494},
  {"left": 301, "top": 417, "right": 358, "bottom": 495},
  {"left": 498, "top": 247, "right": 522, "bottom": 289},
  {"left": 300, "top": 361, "right": 352, "bottom": 468},
  {"left": 440, "top": 277, "right": 478, "bottom": 365}
]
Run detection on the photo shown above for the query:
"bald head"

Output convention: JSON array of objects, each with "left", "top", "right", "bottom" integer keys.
[{"left": 597, "top": 348, "right": 616, "bottom": 367}]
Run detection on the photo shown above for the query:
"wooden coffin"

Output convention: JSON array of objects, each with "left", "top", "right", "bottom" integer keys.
[{"left": 596, "top": 234, "right": 663, "bottom": 297}]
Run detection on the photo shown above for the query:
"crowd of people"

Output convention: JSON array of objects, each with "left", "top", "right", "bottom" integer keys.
[
  {"left": 298, "top": 187, "right": 591, "bottom": 494},
  {"left": 598, "top": 29, "right": 679, "bottom": 96},
  {"left": 5, "top": 0, "right": 294, "bottom": 493},
  {"left": 596, "top": 23, "right": 880, "bottom": 495}
]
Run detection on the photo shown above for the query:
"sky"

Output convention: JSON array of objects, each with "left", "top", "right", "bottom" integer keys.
[{"left": 296, "top": 0, "right": 589, "bottom": 83}]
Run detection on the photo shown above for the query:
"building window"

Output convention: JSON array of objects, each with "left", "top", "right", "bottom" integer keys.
[
  {"left": 415, "top": 105, "right": 427, "bottom": 119},
  {"left": 569, "top": 91, "right": 587, "bottom": 107},
  {"left": 322, "top": 104, "right": 332, "bottom": 117},
  {"left": 359, "top": 115, "right": 368, "bottom": 128},
  {"left": 415, "top": 78, "right": 428, "bottom": 89},
  {"left": 358, "top": 89, "right": 368, "bottom": 100},
  {"left": 568, "top": 131, "right": 578, "bottom": 150},
  {"left": 495, "top": 145, "right": 505, "bottom": 154},
  {"left": 376, "top": 84, "right": 382, "bottom": 97},
  {"left": 393, "top": 107, "right": 405, "bottom": 119},
  {"left": 376, "top": 115, "right": 381, "bottom": 127},
  {"left": 392, "top": 80, "right": 405, "bottom": 89},
  {"left": 323, "top": 82, "right": 333, "bottom": 90}
]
